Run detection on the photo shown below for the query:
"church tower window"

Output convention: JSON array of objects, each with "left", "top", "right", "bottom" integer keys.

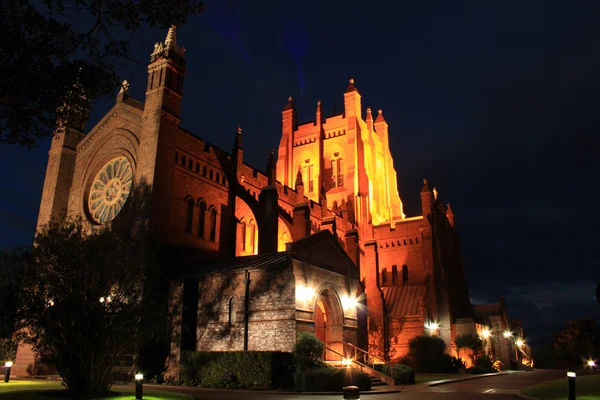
[
  {"left": 392, "top": 265, "right": 398, "bottom": 284},
  {"left": 185, "top": 198, "right": 194, "bottom": 234},
  {"left": 241, "top": 221, "right": 247, "bottom": 251},
  {"left": 209, "top": 208, "right": 217, "bottom": 241},
  {"left": 382, "top": 268, "right": 388, "bottom": 285},
  {"left": 198, "top": 201, "right": 206, "bottom": 238},
  {"left": 331, "top": 156, "right": 344, "bottom": 188},
  {"left": 402, "top": 265, "right": 409, "bottom": 284}
]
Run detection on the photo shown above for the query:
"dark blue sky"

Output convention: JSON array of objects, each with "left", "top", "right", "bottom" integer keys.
[{"left": 1, "top": 0, "right": 599, "bottom": 344}]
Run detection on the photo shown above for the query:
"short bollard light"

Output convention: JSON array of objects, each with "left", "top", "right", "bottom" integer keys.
[
  {"left": 343, "top": 385, "right": 360, "bottom": 400},
  {"left": 135, "top": 373, "right": 144, "bottom": 399},
  {"left": 567, "top": 371, "right": 576, "bottom": 400},
  {"left": 4, "top": 362, "right": 12, "bottom": 383}
]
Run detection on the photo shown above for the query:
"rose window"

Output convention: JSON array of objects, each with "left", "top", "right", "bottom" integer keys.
[{"left": 87, "top": 157, "right": 133, "bottom": 224}]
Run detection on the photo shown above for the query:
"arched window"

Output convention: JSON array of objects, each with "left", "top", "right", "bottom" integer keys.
[
  {"left": 301, "top": 164, "right": 314, "bottom": 193},
  {"left": 228, "top": 297, "right": 237, "bottom": 327},
  {"left": 402, "top": 265, "right": 409, "bottom": 284},
  {"left": 185, "top": 198, "right": 194, "bottom": 234},
  {"left": 175, "top": 152, "right": 179, "bottom": 163},
  {"left": 382, "top": 268, "right": 388, "bottom": 285},
  {"left": 241, "top": 221, "right": 247, "bottom": 251},
  {"left": 249, "top": 220, "right": 257, "bottom": 254},
  {"left": 188, "top": 159, "right": 193, "bottom": 169},
  {"left": 331, "top": 156, "right": 344, "bottom": 188},
  {"left": 209, "top": 169, "right": 214, "bottom": 180},
  {"left": 202, "top": 166, "right": 207, "bottom": 176},
  {"left": 209, "top": 208, "right": 217, "bottom": 241},
  {"left": 198, "top": 201, "right": 207, "bottom": 238},
  {"left": 216, "top": 172, "right": 220, "bottom": 182},
  {"left": 195, "top": 163, "right": 200, "bottom": 173},
  {"left": 181, "top": 155, "right": 186, "bottom": 166},
  {"left": 392, "top": 265, "right": 398, "bottom": 284}
]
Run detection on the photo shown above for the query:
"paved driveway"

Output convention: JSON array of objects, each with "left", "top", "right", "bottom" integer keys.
[{"left": 132, "top": 370, "right": 566, "bottom": 400}]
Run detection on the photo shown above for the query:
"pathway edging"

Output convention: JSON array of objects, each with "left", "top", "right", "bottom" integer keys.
[{"left": 427, "top": 371, "right": 516, "bottom": 386}]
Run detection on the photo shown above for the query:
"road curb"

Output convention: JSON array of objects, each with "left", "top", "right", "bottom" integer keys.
[
  {"left": 427, "top": 371, "right": 515, "bottom": 386},
  {"left": 516, "top": 391, "right": 538, "bottom": 400},
  {"left": 142, "top": 383, "right": 403, "bottom": 396}
]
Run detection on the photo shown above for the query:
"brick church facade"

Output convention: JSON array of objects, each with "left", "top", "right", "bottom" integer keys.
[{"left": 14, "top": 27, "right": 521, "bottom": 376}]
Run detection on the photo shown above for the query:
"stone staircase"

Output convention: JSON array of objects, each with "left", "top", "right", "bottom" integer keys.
[{"left": 323, "top": 345, "right": 395, "bottom": 386}]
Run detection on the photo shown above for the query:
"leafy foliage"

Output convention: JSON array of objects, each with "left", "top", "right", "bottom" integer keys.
[
  {"left": 454, "top": 333, "right": 484, "bottom": 367},
  {"left": 179, "top": 351, "right": 294, "bottom": 389},
  {"left": 376, "top": 363, "right": 415, "bottom": 385},
  {"left": 292, "top": 331, "right": 325, "bottom": 387},
  {"left": 406, "top": 335, "right": 456, "bottom": 373},
  {"left": 0, "top": 337, "right": 17, "bottom": 363},
  {"left": 467, "top": 355, "right": 497, "bottom": 374},
  {"left": 0, "top": 247, "right": 29, "bottom": 337},
  {"left": 0, "top": 0, "right": 204, "bottom": 147},
  {"left": 551, "top": 319, "right": 600, "bottom": 369},
  {"left": 14, "top": 219, "right": 156, "bottom": 396},
  {"left": 300, "top": 368, "right": 372, "bottom": 392}
]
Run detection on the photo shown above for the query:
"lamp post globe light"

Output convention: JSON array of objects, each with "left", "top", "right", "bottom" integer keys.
[{"left": 4, "top": 362, "right": 12, "bottom": 383}]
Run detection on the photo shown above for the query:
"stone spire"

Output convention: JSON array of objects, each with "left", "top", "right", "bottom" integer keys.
[
  {"left": 366, "top": 107, "right": 373, "bottom": 131},
  {"left": 151, "top": 25, "right": 185, "bottom": 60},
  {"left": 375, "top": 109, "right": 386, "bottom": 123},
  {"left": 266, "top": 148, "right": 276, "bottom": 185},
  {"left": 345, "top": 78, "right": 357, "bottom": 93},
  {"left": 316, "top": 100, "right": 322, "bottom": 125},
  {"left": 446, "top": 203, "right": 455, "bottom": 228},
  {"left": 420, "top": 178, "right": 433, "bottom": 219},
  {"left": 234, "top": 125, "right": 243, "bottom": 150},
  {"left": 283, "top": 96, "right": 295, "bottom": 111}
]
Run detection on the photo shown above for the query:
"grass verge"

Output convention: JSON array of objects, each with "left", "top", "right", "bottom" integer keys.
[
  {"left": 0, "top": 380, "right": 192, "bottom": 399},
  {"left": 520, "top": 374, "right": 600, "bottom": 400}
]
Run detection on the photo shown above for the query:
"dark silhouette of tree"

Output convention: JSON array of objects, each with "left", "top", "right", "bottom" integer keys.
[
  {"left": 0, "top": 0, "right": 204, "bottom": 147},
  {"left": 551, "top": 319, "right": 600, "bottom": 369},
  {"left": 14, "top": 218, "right": 158, "bottom": 396}
]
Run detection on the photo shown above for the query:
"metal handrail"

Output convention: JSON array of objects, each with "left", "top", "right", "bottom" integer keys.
[
  {"left": 323, "top": 345, "right": 395, "bottom": 385},
  {"left": 343, "top": 342, "right": 387, "bottom": 370}
]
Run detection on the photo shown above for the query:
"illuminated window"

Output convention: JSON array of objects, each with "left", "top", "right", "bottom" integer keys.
[
  {"left": 402, "top": 265, "right": 409, "bottom": 284},
  {"left": 198, "top": 201, "right": 206, "bottom": 238},
  {"left": 185, "top": 198, "right": 194, "bottom": 234},
  {"left": 331, "top": 156, "right": 344, "bottom": 188},
  {"left": 241, "top": 222, "right": 247, "bottom": 251},
  {"left": 209, "top": 208, "right": 217, "bottom": 241}
]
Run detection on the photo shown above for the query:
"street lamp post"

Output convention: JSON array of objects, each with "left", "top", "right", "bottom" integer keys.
[
  {"left": 4, "top": 362, "right": 12, "bottom": 383},
  {"left": 503, "top": 331, "right": 512, "bottom": 367},
  {"left": 135, "top": 373, "right": 143, "bottom": 399}
]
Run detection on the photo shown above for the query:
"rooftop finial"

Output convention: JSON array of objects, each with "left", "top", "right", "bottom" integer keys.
[
  {"left": 350, "top": 78, "right": 354, "bottom": 84},
  {"left": 165, "top": 25, "right": 177, "bottom": 47},
  {"left": 237, "top": 126, "right": 242, "bottom": 134},
  {"left": 378, "top": 109, "right": 382, "bottom": 114},
  {"left": 289, "top": 96, "right": 293, "bottom": 102},
  {"left": 118, "top": 80, "right": 130, "bottom": 94},
  {"left": 345, "top": 78, "right": 357, "bottom": 93},
  {"left": 433, "top": 187, "right": 438, "bottom": 200}
]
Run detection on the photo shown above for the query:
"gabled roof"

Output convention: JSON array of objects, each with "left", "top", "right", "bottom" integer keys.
[
  {"left": 290, "top": 230, "right": 359, "bottom": 279},
  {"left": 192, "top": 252, "right": 289, "bottom": 276},
  {"left": 382, "top": 284, "right": 427, "bottom": 318}
]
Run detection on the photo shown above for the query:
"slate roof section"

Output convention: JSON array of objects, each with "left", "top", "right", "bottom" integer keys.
[
  {"left": 193, "top": 252, "right": 289, "bottom": 276},
  {"left": 382, "top": 284, "right": 427, "bottom": 317},
  {"left": 290, "top": 230, "right": 360, "bottom": 279}
]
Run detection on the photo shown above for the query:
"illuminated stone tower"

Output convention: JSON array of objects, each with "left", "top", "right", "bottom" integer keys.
[{"left": 276, "top": 79, "right": 404, "bottom": 228}]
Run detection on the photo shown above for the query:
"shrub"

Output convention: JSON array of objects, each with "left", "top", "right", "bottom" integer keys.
[
  {"left": 179, "top": 351, "right": 294, "bottom": 389},
  {"left": 378, "top": 363, "right": 415, "bottom": 384},
  {"left": 0, "top": 337, "right": 17, "bottom": 363},
  {"left": 301, "top": 368, "right": 372, "bottom": 392},
  {"left": 467, "top": 355, "right": 496, "bottom": 374},
  {"left": 407, "top": 335, "right": 455, "bottom": 373},
  {"left": 293, "top": 332, "right": 325, "bottom": 387}
]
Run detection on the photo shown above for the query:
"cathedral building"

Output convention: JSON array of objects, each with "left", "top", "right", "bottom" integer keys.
[{"left": 14, "top": 27, "right": 519, "bottom": 377}]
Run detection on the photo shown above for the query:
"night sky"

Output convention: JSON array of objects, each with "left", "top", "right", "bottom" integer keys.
[{"left": 1, "top": 0, "right": 599, "bottom": 345}]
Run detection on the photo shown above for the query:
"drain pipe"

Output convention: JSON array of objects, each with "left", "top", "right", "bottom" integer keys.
[{"left": 244, "top": 270, "right": 251, "bottom": 350}]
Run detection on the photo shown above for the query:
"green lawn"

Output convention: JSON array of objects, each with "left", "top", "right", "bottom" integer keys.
[
  {"left": 521, "top": 374, "right": 600, "bottom": 400},
  {"left": 414, "top": 373, "right": 460, "bottom": 384},
  {"left": 0, "top": 380, "right": 193, "bottom": 399}
]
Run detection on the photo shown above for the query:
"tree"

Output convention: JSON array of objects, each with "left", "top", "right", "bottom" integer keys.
[
  {"left": 0, "top": 0, "right": 204, "bottom": 147},
  {"left": 454, "top": 334, "right": 484, "bottom": 367},
  {"left": 0, "top": 247, "right": 29, "bottom": 338},
  {"left": 551, "top": 319, "right": 600, "bottom": 369},
  {"left": 14, "top": 219, "right": 158, "bottom": 396}
]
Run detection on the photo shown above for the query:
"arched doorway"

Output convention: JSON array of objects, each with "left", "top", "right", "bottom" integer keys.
[{"left": 313, "top": 288, "right": 344, "bottom": 360}]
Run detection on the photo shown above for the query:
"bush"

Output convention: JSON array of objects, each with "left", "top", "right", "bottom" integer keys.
[
  {"left": 0, "top": 337, "right": 17, "bottom": 363},
  {"left": 301, "top": 368, "right": 372, "bottom": 392},
  {"left": 407, "top": 335, "right": 456, "bottom": 373},
  {"left": 179, "top": 351, "right": 294, "bottom": 389},
  {"left": 467, "top": 355, "right": 496, "bottom": 374},
  {"left": 293, "top": 332, "right": 325, "bottom": 387},
  {"left": 377, "top": 363, "right": 415, "bottom": 385}
]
